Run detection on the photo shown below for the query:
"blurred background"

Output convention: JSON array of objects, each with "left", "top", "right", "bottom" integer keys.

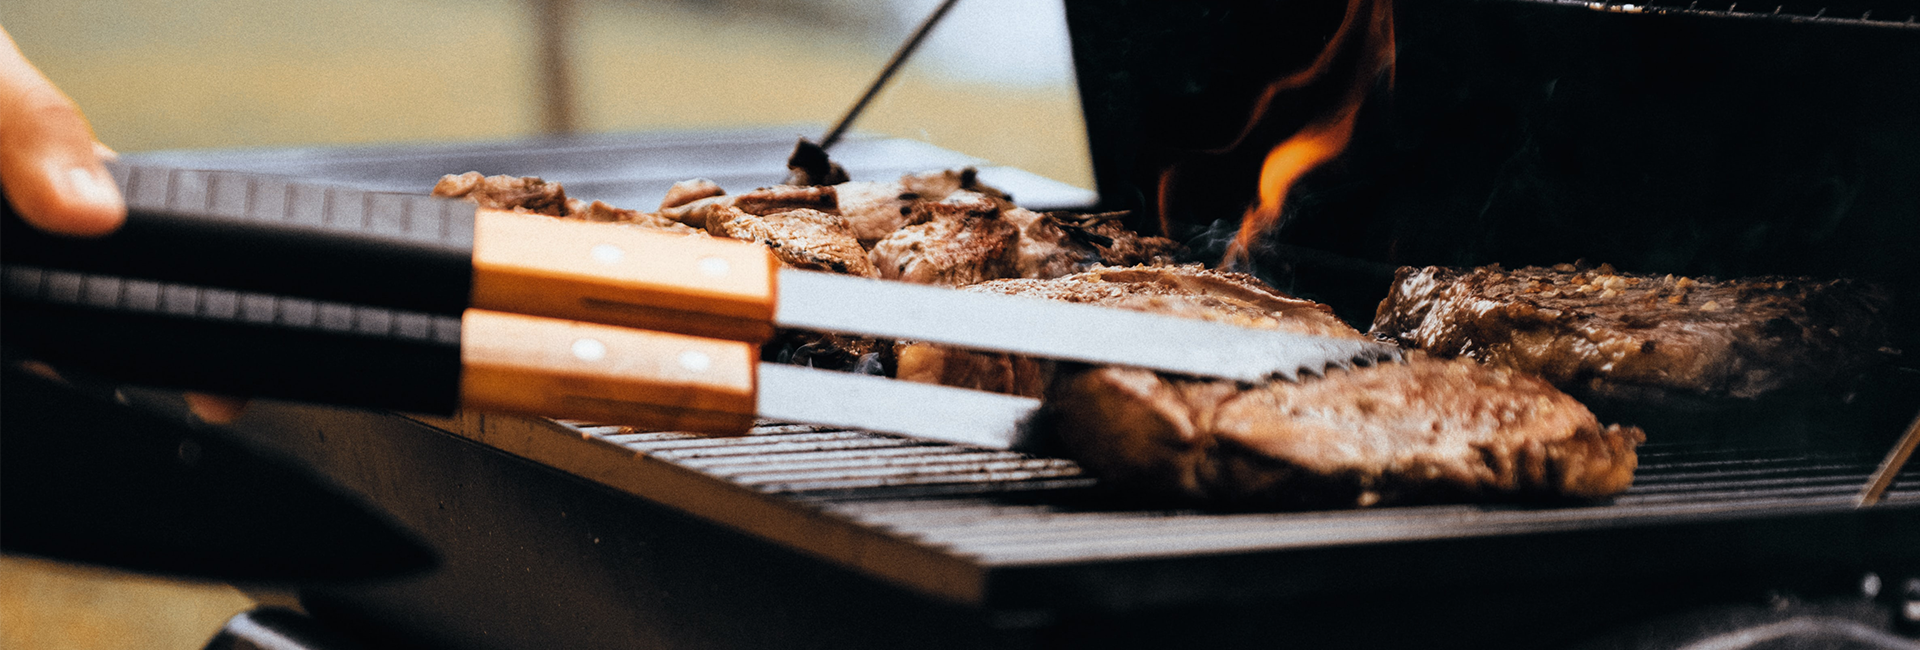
[{"left": 1, "top": 0, "right": 1088, "bottom": 647}]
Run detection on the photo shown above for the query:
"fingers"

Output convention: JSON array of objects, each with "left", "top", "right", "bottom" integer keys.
[{"left": 0, "top": 25, "right": 123, "bottom": 237}]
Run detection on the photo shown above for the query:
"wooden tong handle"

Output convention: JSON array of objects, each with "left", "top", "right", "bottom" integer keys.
[
  {"left": 460, "top": 309, "right": 758, "bottom": 434},
  {"left": 470, "top": 208, "right": 778, "bottom": 344},
  {"left": 4, "top": 163, "right": 781, "bottom": 345}
]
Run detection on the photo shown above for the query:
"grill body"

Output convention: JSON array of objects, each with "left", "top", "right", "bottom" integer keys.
[
  {"left": 147, "top": 28, "right": 1920, "bottom": 640},
  {"left": 226, "top": 403, "right": 1918, "bottom": 650}
]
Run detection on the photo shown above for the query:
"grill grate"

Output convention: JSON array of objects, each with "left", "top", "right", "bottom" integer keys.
[
  {"left": 556, "top": 421, "right": 1918, "bottom": 565},
  {"left": 566, "top": 422, "right": 1094, "bottom": 499}
]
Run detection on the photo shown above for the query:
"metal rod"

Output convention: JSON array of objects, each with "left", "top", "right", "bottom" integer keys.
[
  {"left": 534, "top": 0, "right": 578, "bottom": 134},
  {"left": 818, "top": 0, "right": 963, "bottom": 150},
  {"left": 1855, "top": 408, "right": 1920, "bottom": 507}
]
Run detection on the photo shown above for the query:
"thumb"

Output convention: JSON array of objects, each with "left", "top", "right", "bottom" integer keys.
[{"left": 0, "top": 26, "right": 123, "bottom": 237}]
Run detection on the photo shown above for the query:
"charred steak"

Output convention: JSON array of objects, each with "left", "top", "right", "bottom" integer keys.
[
  {"left": 895, "top": 265, "right": 1359, "bottom": 397},
  {"left": 1047, "top": 358, "right": 1643, "bottom": 508},
  {"left": 894, "top": 265, "right": 1644, "bottom": 507},
  {"left": 1369, "top": 263, "right": 1895, "bottom": 403}
]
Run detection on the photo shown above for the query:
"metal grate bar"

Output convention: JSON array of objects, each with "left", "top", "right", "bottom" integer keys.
[{"left": 556, "top": 420, "right": 1916, "bottom": 562}]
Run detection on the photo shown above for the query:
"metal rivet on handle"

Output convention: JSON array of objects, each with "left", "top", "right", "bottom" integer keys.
[
  {"left": 572, "top": 338, "right": 608, "bottom": 362},
  {"left": 591, "top": 243, "right": 625, "bottom": 264},
  {"left": 678, "top": 350, "right": 711, "bottom": 372},
  {"left": 698, "top": 257, "right": 729, "bottom": 278}
]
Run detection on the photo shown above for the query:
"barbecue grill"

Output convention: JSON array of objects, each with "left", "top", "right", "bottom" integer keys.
[{"left": 128, "top": 0, "right": 1920, "bottom": 646}]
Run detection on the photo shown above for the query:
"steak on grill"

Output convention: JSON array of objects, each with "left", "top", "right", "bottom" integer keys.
[
  {"left": 1046, "top": 358, "right": 1644, "bottom": 507},
  {"left": 1368, "top": 263, "right": 1895, "bottom": 404},
  {"left": 434, "top": 173, "right": 696, "bottom": 233},
  {"left": 894, "top": 265, "right": 1644, "bottom": 507},
  {"left": 895, "top": 265, "right": 1358, "bottom": 396},
  {"left": 715, "top": 207, "right": 879, "bottom": 277},
  {"left": 868, "top": 192, "right": 1022, "bottom": 286}
]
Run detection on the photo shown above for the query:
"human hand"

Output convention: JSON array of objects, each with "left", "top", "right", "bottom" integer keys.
[
  {"left": 3, "top": 25, "right": 247, "bottom": 423},
  {"left": 1, "top": 25, "right": 123, "bottom": 236}
]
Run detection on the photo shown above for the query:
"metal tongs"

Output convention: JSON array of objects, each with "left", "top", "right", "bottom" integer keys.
[{"left": 1, "top": 163, "right": 1397, "bottom": 448}]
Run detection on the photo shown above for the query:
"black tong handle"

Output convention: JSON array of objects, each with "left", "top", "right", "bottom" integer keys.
[
  {"left": 2, "top": 264, "right": 464, "bottom": 414},
  {"left": 1, "top": 162, "right": 479, "bottom": 315}
]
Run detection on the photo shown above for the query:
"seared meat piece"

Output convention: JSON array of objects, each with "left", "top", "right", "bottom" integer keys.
[
  {"left": 896, "top": 265, "right": 1365, "bottom": 397},
  {"left": 434, "top": 172, "right": 696, "bottom": 233},
  {"left": 659, "top": 185, "right": 835, "bottom": 231},
  {"left": 834, "top": 181, "right": 919, "bottom": 247},
  {"left": 899, "top": 167, "right": 1011, "bottom": 205},
  {"left": 1046, "top": 357, "right": 1644, "bottom": 508},
  {"left": 718, "top": 208, "right": 878, "bottom": 277},
  {"left": 836, "top": 169, "right": 1012, "bottom": 247},
  {"left": 433, "top": 172, "right": 571, "bottom": 217},
  {"left": 430, "top": 173, "right": 691, "bottom": 232},
  {"left": 1369, "top": 263, "right": 1894, "bottom": 402},
  {"left": 657, "top": 195, "right": 734, "bottom": 230},
  {"left": 783, "top": 138, "right": 849, "bottom": 187},
  {"left": 895, "top": 264, "right": 1643, "bottom": 507},
  {"left": 659, "top": 179, "right": 725, "bottom": 210},
  {"left": 867, "top": 192, "right": 1019, "bottom": 286},
  {"left": 734, "top": 185, "right": 838, "bottom": 216},
  {"left": 566, "top": 199, "right": 699, "bottom": 233},
  {"left": 1003, "top": 208, "right": 1182, "bottom": 279}
]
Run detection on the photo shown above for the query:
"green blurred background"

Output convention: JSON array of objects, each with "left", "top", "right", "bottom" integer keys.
[{"left": 1, "top": 1, "right": 1089, "bottom": 647}]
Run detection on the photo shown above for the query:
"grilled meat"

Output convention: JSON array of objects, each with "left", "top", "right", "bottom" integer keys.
[
  {"left": 892, "top": 264, "right": 1642, "bottom": 507},
  {"left": 1369, "top": 263, "right": 1895, "bottom": 402},
  {"left": 657, "top": 184, "right": 838, "bottom": 232},
  {"left": 1004, "top": 209, "right": 1182, "bottom": 279},
  {"left": 569, "top": 200, "right": 699, "bottom": 232},
  {"left": 1047, "top": 358, "right": 1644, "bottom": 508},
  {"left": 733, "top": 185, "right": 838, "bottom": 216},
  {"left": 433, "top": 172, "right": 571, "bottom": 217},
  {"left": 867, "top": 192, "right": 1021, "bottom": 286},
  {"left": 899, "top": 167, "right": 1011, "bottom": 205},
  {"left": 435, "top": 173, "right": 696, "bottom": 233},
  {"left": 659, "top": 178, "right": 725, "bottom": 210},
  {"left": 717, "top": 208, "right": 879, "bottom": 277},
  {"left": 835, "top": 168, "right": 1008, "bottom": 247},
  {"left": 783, "top": 138, "right": 849, "bottom": 187},
  {"left": 834, "top": 181, "right": 921, "bottom": 247},
  {"left": 896, "top": 265, "right": 1363, "bottom": 396}
]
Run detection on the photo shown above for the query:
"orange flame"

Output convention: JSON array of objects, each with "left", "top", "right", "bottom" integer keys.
[{"left": 1217, "top": 0, "right": 1396, "bottom": 269}]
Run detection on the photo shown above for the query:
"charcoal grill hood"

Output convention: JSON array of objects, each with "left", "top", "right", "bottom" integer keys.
[{"left": 1064, "top": 0, "right": 1920, "bottom": 329}]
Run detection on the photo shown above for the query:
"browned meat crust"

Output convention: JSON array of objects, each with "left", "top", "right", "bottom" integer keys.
[
  {"left": 434, "top": 173, "right": 696, "bottom": 233},
  {"left": 658, "top": 185, "right": 839, "bottom": 232},
  {"left": 899, "top": 167, "right": 1012, "bottom": 205},
  {"left": 659, "top": 179, "right": 725, "bottom": 210},
  {"left": 433, "top": 172, "right": 571, "bottom": 217},
  {"left": 1046, "top": 358, "right": 1644, "bottom": 508},
  {"left": 890, "top": 264, "right": 1643, "bottom": 507},
  {"left": 896, "top": 265, "right": 1371, "bottom": 397},
  {"left": 834, "top": 168, "right": 1018, "bottom": 248},
  {"left": 1369, "top": 263, "right": 1895, "bottom": 402},
  {"left": 733, "top": 185, "right": 838, "bottom": 216},
  {"left": 834, "top": 181, "right": 920, "bottom": 247},
  {"left": 718, "top": 208, "right": 879, "bottom": 277},
  {"left": 1005, "top": 209, "right": 1182, "bottom": 279},
  {"left": 783, "top": 138, "right": 850, "bottom": 187},
  {"left": 867, "top": 192, "right": 1020, "bottom": 286},
  {"left": 654, "top": 169, "right": 1176, "bottom": 283},
  {"left": 568, "top": 200, "right": 700, "bottom": 233}
]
